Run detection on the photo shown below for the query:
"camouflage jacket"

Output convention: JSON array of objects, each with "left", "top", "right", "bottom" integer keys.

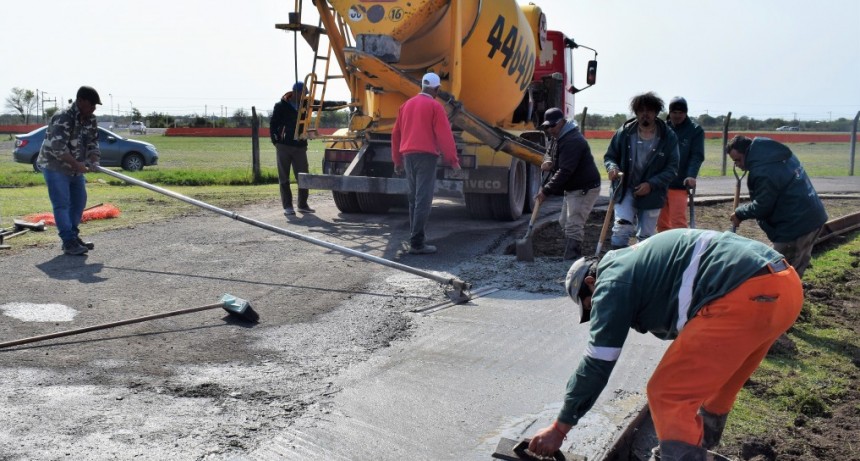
[{"left": 38, "top": 103, "right": 100, "bottom": 174}]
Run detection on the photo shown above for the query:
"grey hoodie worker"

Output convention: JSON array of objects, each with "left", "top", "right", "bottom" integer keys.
[
  {"left": 727, "top": 135, "right": 827, "bottom": 277},
  {"left": 535, "top": 107, "right": 601, "bottom": 260},
  {"left": 604, "top": 92, "right": 679, "bottom": 248}
]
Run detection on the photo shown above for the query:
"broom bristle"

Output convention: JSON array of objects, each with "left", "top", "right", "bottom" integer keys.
[{"left": 24, "top": 203, "right": 121, "bottom": 226}]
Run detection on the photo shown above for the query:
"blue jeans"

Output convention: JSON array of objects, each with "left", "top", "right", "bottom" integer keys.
[
  {"left": 611, "top": 193, "right": 660, "bottom": 247},
  {"left": 43, "top": 169, "right": 87, "bottom": 243},
  {"left": 403, "top": 153, "right": 438, "bottom": 248}
]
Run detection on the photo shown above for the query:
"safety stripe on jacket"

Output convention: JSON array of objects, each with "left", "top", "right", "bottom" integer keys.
[
  {"left": 676, "top": 231, "right": 716, "bottom": 332},
  {"left": 585, "top": 344, "right": 622, "bottom": 362}
]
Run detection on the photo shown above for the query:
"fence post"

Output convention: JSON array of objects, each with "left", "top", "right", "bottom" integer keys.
[
  {"left": 251, "top": 106, "right": 261, "bottom": 183},
  {"left": 721, "top": 111, "right": 732, "bottom": 176},
  {"left": 580, "top": 106, "right": 588, "bottom": 136},
  {"left": 850, "top": 111, "right": 859, "bottom": 176}
]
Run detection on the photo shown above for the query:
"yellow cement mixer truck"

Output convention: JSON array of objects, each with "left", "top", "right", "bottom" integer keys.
[{"left": 279, "top": 0, "right": 597, "bottom": 220}]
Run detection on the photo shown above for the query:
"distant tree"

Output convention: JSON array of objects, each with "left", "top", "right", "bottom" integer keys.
[
  {"left": 45, "top": 107, "right": 59, "bottom": 120},
  {"left": 4, "top": 87, "right": 37, "bottom": 123},
  {"left": 145, "top": 111, "right": 174, "bottom": 128},
  {"left": 131, "top": 108, "right": 142, "bottom": 121},
  {"left": 232, "top": 108, "right": 249, "bottom": 128},
  {"left": 318, "top": 109, "right": 349, "bottom": 128},
  {"left": 191, "top": 116, "right": 208, "bottom": 127}
]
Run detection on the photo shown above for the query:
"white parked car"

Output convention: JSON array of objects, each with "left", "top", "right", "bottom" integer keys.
[{"left": 129, "top": 121, "right": 147, "bottom": 134}]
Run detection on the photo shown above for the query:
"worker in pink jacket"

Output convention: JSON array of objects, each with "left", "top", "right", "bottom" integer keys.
[{"left": 391, "top": 72, "right": 460, "bottom": 254}]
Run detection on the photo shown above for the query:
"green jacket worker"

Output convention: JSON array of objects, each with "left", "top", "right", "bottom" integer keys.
[{"left": 528, "top": 229, "right": 802, "bottom": 460}]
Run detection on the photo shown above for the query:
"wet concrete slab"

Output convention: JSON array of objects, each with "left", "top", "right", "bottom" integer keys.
[{"left": 250, "top": 289, "right": 669, "bottom": 460}]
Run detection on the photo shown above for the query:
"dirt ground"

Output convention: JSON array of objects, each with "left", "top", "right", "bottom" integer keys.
[{"left": 521, "top": 198, "right": 860, "bottom": 461}]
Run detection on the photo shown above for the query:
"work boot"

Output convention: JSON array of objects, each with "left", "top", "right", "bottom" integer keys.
[
  {"left": 297, "top": 204, "right": 316, "bottom": 213},
  {"left": 699, "top": 407, "right": 729, "bottom": 450},
  {"left": 658, "top": 440, "right": 706, "bottom": 461},
  {"left": 563, "top": 239, "right": 582, "bottom": 260},
  {"left": 62, "top": 240, "right": 88, "bottom": 256},
  {"left": 408, "top": 244, "right": 437, "bottom": 255},
  {"left": 284, "top": 207, "right": 296, "bottom": 217},
  {"left": 76, "top": 237, "right": 95, "bottom": 250}
]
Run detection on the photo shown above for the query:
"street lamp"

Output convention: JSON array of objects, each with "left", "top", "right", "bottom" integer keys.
[{"left": 109, "top": 93, "right": 114, "bottom": 124}]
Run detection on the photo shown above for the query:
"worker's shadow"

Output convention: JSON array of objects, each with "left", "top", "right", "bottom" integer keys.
[{"left": 36, "top": 255, "right": 107, "bottom": 284}]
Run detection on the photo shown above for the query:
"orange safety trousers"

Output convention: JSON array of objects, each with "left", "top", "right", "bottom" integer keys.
[
  {"left": 657, "top": 189, "right": 690, "bottom": 232},
  {"left": 647, "top": 266, "right": 803, "bottom": 446}
]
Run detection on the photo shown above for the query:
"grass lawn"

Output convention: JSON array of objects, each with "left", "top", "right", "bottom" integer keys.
[{"left": 1, "top": 135, "right": 855, "bottom": 248}]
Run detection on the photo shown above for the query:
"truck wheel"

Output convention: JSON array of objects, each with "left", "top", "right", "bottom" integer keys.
[
  {"left": 489, "top": 158, "right": 526, "bottom": 221},
  {"left": 332, "top": 192, "right": 361, "bottom": 213},
  {"left": 356, "top": 193, "right": 391, "bottom": 214},
  {"left": 387, "top": 194, "right": 409, "bottom": 210},
  {"left": 524, "top": 163, "right": 542, "bottom": 213},
  {"left": 465, "top": 193, "right": 494, "bottom": 219}
]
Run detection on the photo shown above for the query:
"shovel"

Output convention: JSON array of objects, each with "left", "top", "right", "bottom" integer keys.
[
  {"left": 515, "top": 199, "right": 543, "bottom": 262},
  {"left": 688, "top": 186, "right": 696, "bottom": 229},
  {"left": 0, "top": 294, "right": 258, "bottom": 349},
  {"left": 730, "top": 164, "right": 748, "bottom": 233},
  {"left": 595, "top": 173, "right": 623, "bottom": 256}
]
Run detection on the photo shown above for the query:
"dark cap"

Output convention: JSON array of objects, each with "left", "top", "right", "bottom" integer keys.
[
  {"left": 669, "top": 96, "right": 688, "bottom": 113},
  {"left": 540, "top": 107, "right": 565, "bottom": 129},
  {"left": 292, "top": 81, "right": 308, "bottom": 94},
  {"left": 76, "top": 86, "right": 102, "bottom": 105}
]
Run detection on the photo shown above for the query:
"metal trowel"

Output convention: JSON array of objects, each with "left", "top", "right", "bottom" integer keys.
[{"left": 492, "top": 437, "right": 586, "bottom": 461}]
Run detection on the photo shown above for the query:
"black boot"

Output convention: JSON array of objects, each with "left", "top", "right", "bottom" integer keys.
[
  {"left": 658, "top": 440, "right": 706, "bottom": 461},
  {"left": 563, "top": 239, "right": 582, "bottom": 260},
  {"left": 699, "top": 407, "right": 729, "bottom": 450}
]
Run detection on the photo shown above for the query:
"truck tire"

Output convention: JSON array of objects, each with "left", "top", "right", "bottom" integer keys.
[
  {"left": 489, "top": 158, "right": 526, "bottom": 221},
  {"left": 356, "top": 192, "right": 391, "bottom": 214},
  {"left": 387, "top": 194, "right": 409, "bottom": 210},
  {"left": 332, "top": 191, "right": 362, "bottom": 213},
  {"left": 464, "top": 193, "right": 494, "bottom": 219},
  {"left": 524, "top": 163, "right": 542, "bottom": 213}
]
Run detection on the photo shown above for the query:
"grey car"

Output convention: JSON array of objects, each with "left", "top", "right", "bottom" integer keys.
[{"left": 13, "top": 126, "right": 159, "bottom": 172}]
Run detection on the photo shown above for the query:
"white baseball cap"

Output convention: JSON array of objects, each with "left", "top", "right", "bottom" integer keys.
[{"left": 422, "top": 72, "right": 441, "bottom": 88}]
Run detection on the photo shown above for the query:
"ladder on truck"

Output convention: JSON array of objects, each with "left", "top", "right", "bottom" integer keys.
[{"left": 294, "top": 3, "right": 352, "bottom": 141}]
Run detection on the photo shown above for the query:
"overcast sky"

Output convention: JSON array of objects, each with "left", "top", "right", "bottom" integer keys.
[{"left": 2, "top": 0, "right": 857, "bottom": 121}]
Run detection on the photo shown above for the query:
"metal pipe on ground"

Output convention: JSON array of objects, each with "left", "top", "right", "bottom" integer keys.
[
  {"left": 0, "top": 294, "right": 257, "bottom": 349},
  {"left": 95, "top": 166, "right": 472, "bottom": 303}
]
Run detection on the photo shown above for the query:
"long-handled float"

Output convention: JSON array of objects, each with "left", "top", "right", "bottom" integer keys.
[{"left": 95, "top": 166, "right": 472, "bottom": 303}]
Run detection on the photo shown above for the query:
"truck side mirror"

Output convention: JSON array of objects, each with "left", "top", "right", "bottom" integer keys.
[{"left": 586, "top": 60, "right": 597, "bottom": 85}]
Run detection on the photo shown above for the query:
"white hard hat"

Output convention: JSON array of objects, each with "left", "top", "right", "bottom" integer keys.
[{"left": 564, "top": 256, "right": 599, "bottom": 323}]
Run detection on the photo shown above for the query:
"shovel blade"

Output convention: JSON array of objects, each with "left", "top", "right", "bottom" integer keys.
[{"left": 515, "top": 236, "right": 535, "bottom": 262}]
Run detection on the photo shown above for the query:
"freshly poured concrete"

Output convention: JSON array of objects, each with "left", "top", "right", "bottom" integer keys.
[{"left": 251, "top": 289, "right": 668, "bottom": 460}]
